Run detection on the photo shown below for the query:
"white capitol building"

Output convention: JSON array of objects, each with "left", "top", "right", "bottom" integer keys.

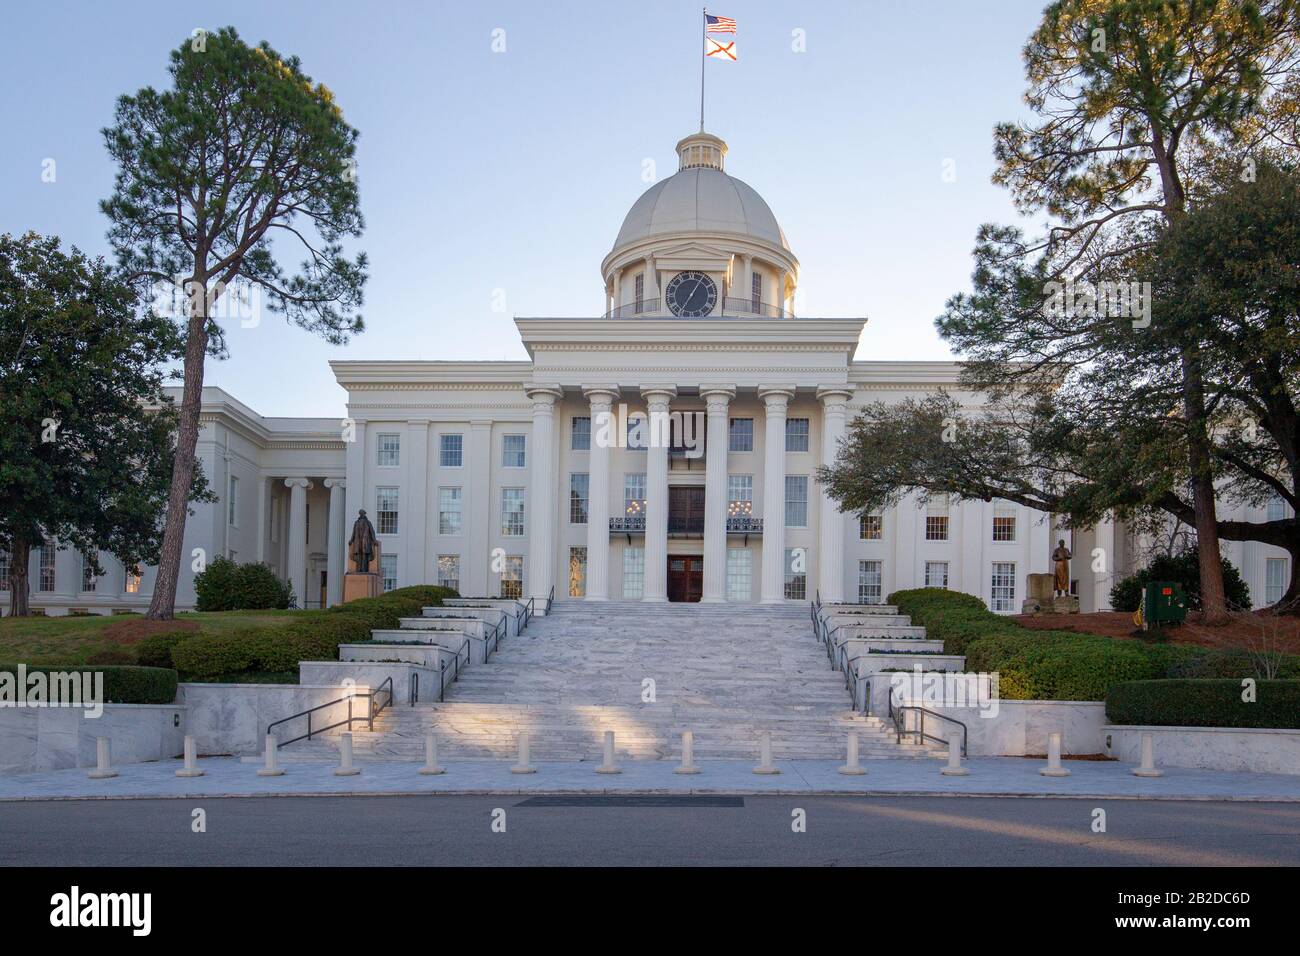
[{"left": 7, "top": 132, "right": 1291, "bottom": 615}]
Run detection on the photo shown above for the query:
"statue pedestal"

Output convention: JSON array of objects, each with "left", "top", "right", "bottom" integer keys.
[
  {"left": 343, "top": 572, "right": 382, "bottom": 603},
  {"left": 1021, "top": 573, "right": 1056, "bottom": 615},
  {"left": 1051, "top": 595, "right": 1080, "bottom": 614}
]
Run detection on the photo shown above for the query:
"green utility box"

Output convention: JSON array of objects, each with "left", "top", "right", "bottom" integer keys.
[{"left": 1143, "top": 580, "right": 1188, "bottom": 627}]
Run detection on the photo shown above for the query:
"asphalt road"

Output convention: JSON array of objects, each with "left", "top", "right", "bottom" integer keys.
[{"left": 2, "top": 795, "right": 1298, "bottom": 866}]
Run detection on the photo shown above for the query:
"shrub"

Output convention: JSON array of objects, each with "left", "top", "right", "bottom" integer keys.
[
  {"left": 1106, "top": 679, "right": 1300, "bottom": 728},
  {"left": 134, "top": 630, "right": 191, "bottom": 669},
  {"left": 0, "top": 664, "right": 177, "bottom": 704},
  {"left": 1109, "top": 549, "right": 1251, "bottom": 612},
  {"left": 194, "top": 557, "right": 292, "bottom": 612}
]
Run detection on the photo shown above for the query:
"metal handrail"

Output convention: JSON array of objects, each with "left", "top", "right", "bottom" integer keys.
[
  {"left": 267, "top": 674, "right": 394, "bottom": 749},
  {"left": 838, "top": 647, "right": 864, "bottom": 712},
  {"left": 410, "top": 672, "right": 418, "bottom": 706},
  {"left": 887, "top": 691, "right": 967, "bottom": 757},
  {"left": 545, "top": 585, "right": 554, "bottom": 615}
]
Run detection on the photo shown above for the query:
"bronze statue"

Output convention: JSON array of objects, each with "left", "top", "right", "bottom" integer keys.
[
  {"left": 348, "top": 509, "right": 378, "bottom": 573},
  {"left": 1052, "top": 539, "right": 1072, "bottom": 597}
]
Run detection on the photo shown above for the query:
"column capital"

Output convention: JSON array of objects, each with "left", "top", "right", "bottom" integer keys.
[
  {"left": 323, "top": 478, "right": 346, "bottom": 490},
  {"left": 757, "top": 385, "right": 796, "bottom": 408},
  {"left": 524, "top": 384, "right": 564, "bottom": 406},
  {"left": 698, "top": 384, "right": 737, "bottom": 401},
  {"left": 582, "top": 384, "right": 621, "bottom": 403},
  {"left": 640, "top": 384, "right": 677, "bottom": 405},
  {"left": 283, "top": 477, "right": 313, "bottom": 490},
  {"left": 816, "top": 385, "right": 854, "bottom": 408}
]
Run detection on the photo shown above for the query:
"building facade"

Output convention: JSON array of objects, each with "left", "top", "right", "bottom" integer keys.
[{"left": 2, "top": 132, "right": 1291, "bottom": 614}]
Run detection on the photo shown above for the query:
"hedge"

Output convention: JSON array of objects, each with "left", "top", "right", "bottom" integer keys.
[
  {"left": 1106, "top": 679, "right": 1300, "bottom": 729},
  {"left": 888, "top": 587, "right": 1298, "bottom": 701},
  {"left": 0, "top": 663, "right": 178, "bottom": 705},
  {"left": 171, "top": 585, "right": 459, "bottom": 681}
]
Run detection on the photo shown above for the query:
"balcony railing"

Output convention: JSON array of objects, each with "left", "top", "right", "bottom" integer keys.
[
  {"left": 609, "top": 514, "right": 764, "bottom": 535},
  {"left": 605, "top": 297, "right": 794, "bottom": 319}
]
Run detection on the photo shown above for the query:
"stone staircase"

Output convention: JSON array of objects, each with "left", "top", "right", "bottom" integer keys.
[{"left": 283, "top": 600, "right": 943, "bottom": 762}]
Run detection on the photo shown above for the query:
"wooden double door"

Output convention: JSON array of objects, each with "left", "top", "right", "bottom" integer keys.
[{"left": 667, "top": 555, "right": 704, "bottom": 602}]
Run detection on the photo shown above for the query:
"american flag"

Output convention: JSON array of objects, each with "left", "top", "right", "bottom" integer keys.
[{"left": 705, "top": 14, "right": 736, "bottom": 35}]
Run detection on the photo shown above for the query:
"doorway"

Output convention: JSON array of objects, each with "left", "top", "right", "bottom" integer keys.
[{"left": 668, "top": 555, "right": 704, "bottom": 602}]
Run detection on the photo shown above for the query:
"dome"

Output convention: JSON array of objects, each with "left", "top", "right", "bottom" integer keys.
[{"left": 610, "top": 133, "right": 790, "bottom": 254}]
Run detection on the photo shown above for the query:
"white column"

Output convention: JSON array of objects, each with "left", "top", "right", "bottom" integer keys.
[
  {"left": 584, "top": 385, "right": 620, "bottom": 601},
  {"left": 817, "top": 387, "right": 853, "bottom": 603},
  {"left": 324, "top": 479, "right": 345, "bottom": 606},
  {"left": 700, "top": 385, "right": 736, "bottom": 602},
  {"left": 641, "top": 385, "right": 676, "bottom": 602},
  {"left": 759, "top": 386, "right": 795, "bottom": 603},
  {"left": 467, "top": 421, "right": 493, "bottom": 596},
  {"left": 612, "top": 270, "right": 622, "bottom": 315},
  {"left": 405, "top": 420, "right": 430, "bottom": 585},
  {"left": 255, "top": 476, "right": 268, "bottom": 563},
  {"left": 525, "top": 386, "right": 563, "bottom": 605},
  {"left": 741, "top": 254, "right": 753, "bottom": 310},
  {"left": 643, "top": 255, "right": 659, "bottom": 303},
  {"left": 774, "top": 270, "right": 787, "bottom": 316},
  {"left": 343, "top": 419, "right": 366, "bottom": 561},
  {"left": 1094, "top": 514, "right": 1115, "bottom": 611},
  {"left": 284, "top": 478, "right": 313, "bottom": 607}
]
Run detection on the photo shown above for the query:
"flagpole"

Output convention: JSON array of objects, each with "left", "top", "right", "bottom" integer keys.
[{"left": 699, "top": 7, "right": 706, "bottom": 132}]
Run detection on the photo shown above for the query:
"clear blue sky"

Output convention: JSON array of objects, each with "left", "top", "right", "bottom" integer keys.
[{"left": 1, "top": 0, "right": 1046, "bottom": 417}]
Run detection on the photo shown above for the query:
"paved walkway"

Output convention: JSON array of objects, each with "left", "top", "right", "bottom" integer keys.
[{"left": 3, "top": 755, "right": 1298, "bottom": 802}]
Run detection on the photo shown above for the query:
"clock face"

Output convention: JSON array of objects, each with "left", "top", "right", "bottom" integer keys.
[{"left": 665, "top": 271, "right": 718, "bottom": 317}]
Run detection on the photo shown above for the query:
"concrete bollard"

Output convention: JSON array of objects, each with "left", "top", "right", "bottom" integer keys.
[
  {"left": 839, "top": 732, "right": 867, "bottom": 776},
  {"left": 175, "top": 735, "right": 204, "bottom": 778},
  {"left": 86, "top": 737, "right": 118, "bottom": 779},
  {"left": 1040, "top": 731, "right": 1071, "bottom": 777},
  {"left": 419, "top": 731, "right": 446, "bottom": 775},
  {"left": 596, "top": 730, "right": 622, "bottom": 774},
  {"left": 511, "top": 732, "right": 536, "bottom": 774},
  {"left": 334, "top": 732, "right": 361, "bottom": 776},
  {"left": 753, "top": 732, "right": 780, "bottom": 775},
  {"left": 1132, "top": 732, "right": 1164, "bottom": 778},
  {"left": 939, "top": 733, "right": 968, "bottom": 776},
  {"left": 674, "top": 730, "right": 701, "bottom": 775},
  {"left": 256, "top": 734, "right": 285, "bottom": 777}
]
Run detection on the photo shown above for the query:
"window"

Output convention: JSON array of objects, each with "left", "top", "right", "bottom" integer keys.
[
  {"left": 571, "top": 417, "right": 591, "bottom": 451},
  {"left": 438, "top": 487, "right": 462, "bottom": 535},
  {"left": 569, "top": 546, "right": 587, "bottom": 597},
  {"left": 925, "top": 561, "right": 949, "bottom": 589},
  {"left": 926, "top": 495, "right": 949, "bottom": 541},
  {"left": 1266, "top": 557, "right": 1287, "bottom": 604},
  {"left": 377, "top": 432, "right": 401, "bottom": 467},
  {"left": 625, "top": 415, "right": 648, "bottom": 451},
  {"left": 439, "top": 433, "right": 463, "bottom": 468},
  {"left": 992, "top": 503, "right": 1017, "bottom": 542},
  {"left": 81, "top": 554, "right": 98, "bottom": 592},
  {"left": 622, "top": 547, "right": 645, "bottom": 599},
  {"left": 502, "top": 434, "right": 526, "bottom": 468},
  {"left": 728, "top": 417, "right": 753, "bottom": 452},
  {"left": 569, "top": 473, "right": 590, "bottom": 524},
  {"left": 785, "top": 418, "right": 810, "bottom": 452},
  {"left": 376, "top": 486, "right": 400, "bottom": 535},
  {"left": 751, "top": 270, "right": 762, "bottom": 311},
  {"left": 1267, "top": 497, "right": 1287, "bottom": 522},
  {"left": 858, "top": 560, "right": 883, "bottom": 604},
  {"left": 785, "top": 475, "right": 809, "bottom": 528},
  {"left": 227, "top": 475, "right": 238, "bottom": 526},
  {"left": 726, "top": 548, "right": 752, "bottom": 601},
  {"left": 991, "top": 562, "right": 1016, "bottom": 612},
  {"left": 624, "top": 473, "right": 646, "bottom": 521},
  {"left": 39, "top": 540, "right": 56, "bottom": 592},
  {"left": 124, "top": 565, "right": 142, "bottom": 594},
  {"left": 437, "top": 555, "right": 460, "bottom": 592},
  {"left": 784, "top": 548, "right": 807, "bottom": 600},
  {"left": 859, "top": 513, "right": 882, "bottom": 540},
  {"left": 728, "top": 475, "right": 754, "bottom": 518},
  {"left": 501, "top": 488, "right": 525, "bottom": 536},
  {"left": 0, "top": 551, "right": 9, "bottom": 591},
  {"left": 634, "top": 273, "right": 645, "bottom": 313},
  {"left": 501, "top": 556, "right": 524, "bottom": 599},
  {"left": 380, "top": 553, "right": 398, "bottom": 592}
]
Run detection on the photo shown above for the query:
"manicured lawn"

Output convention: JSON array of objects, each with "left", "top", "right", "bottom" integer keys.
[{"left": 0, "top": 609, "right": 306, "bottom": 665}]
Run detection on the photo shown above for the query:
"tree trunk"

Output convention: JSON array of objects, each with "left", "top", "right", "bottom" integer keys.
[
  {"left": 145, "top": 294, "right": 209, "bottom": 621},
  {"left": 7, "top": 536, "right": 30, "bottom": 617},
  {"left": 1181, "top": 349, "right": 1229, "bottom": 625}
]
